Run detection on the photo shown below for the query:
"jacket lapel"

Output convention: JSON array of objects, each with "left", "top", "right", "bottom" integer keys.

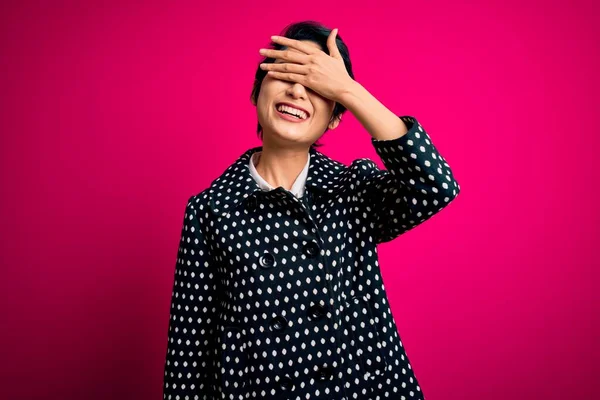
[{"left": 208, "top": 146, "right": 347, "bottom": 217}]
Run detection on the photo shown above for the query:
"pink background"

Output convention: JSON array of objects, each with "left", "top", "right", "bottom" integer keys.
[{"left": 1, "top": 0, "right": 596, "bottom": 399}]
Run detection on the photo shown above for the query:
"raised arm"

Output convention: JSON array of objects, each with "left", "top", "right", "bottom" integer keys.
[{"left": 356, "top": 115, "right": 460, "bottom": 244}]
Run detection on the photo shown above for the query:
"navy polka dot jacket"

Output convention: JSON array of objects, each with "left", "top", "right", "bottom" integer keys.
[{"left": 163, "top": 116, "right": 461, "bottom": 400}]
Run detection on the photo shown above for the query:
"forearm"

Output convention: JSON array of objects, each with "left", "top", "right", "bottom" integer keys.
[
  {"left": 338, "top": 80, "right": 408, "bottom": 141},
  {"left": 357, "top": 114, "right": 461, "bottom": 243}
]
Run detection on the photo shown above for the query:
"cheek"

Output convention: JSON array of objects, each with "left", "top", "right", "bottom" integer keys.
[
  {"left": 312, "top": 99, "right": 335, "bottom": 118},
  {"left": 258, "top": 81, "right": 279, "bottom": 104}
]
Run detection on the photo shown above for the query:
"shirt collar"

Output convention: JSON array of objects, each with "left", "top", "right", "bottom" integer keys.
[
  {"left": 208, "top": 146, "right": 347, "bottom": 217},
  {"left": 248, "top": 151, "right": 310, "bottom": 198}
]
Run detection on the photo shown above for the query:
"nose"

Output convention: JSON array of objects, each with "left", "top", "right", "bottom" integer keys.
[{"left": 286, "top": 82, "right": 308, "bottom": 99}]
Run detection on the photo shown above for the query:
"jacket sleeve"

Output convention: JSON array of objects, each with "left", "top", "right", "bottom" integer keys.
[
  {"left": 163, "top": 195, "right": 219, "bottom": 400},
  {"left": 357, "top": 115, "right": 461, "bottom": 244}
]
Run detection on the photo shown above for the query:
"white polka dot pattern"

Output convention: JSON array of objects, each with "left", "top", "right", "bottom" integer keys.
[{"left": 163, "top": 116, "right": 460, "bottom": 400}]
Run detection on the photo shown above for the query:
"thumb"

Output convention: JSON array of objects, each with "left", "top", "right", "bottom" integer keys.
[{"left": 327, "top": 28, "right": 342, "bottom": 59}]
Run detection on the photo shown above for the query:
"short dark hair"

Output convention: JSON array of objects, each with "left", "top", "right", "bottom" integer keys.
[{"left": 250, "top": 20, "right": 356, "bottom": 150}]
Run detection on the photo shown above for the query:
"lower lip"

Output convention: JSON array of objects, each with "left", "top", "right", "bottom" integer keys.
[{"left": 275, "top": 107, "right": 308, "bottom": 123}]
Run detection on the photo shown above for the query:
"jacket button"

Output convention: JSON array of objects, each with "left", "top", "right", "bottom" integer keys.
[
  {"left": 308, "top": 303, "right": 327, "bottom": 320},
  {"left": 303, "top": 240, "right": 320, "bottom": 257},
  {"left": 316, "top": 365, "right": 333, "bottom": 381},
  {"left": 245, "top": 195, "right": 257, "bottom": 210},
  {"left": 259, "top": 252, "right": 276, "bottom": 269},
  {"left": 277, "top": 374, "right": 295, "bottom": 391},
  {"left": 269, "top": 315, "right": 288, "bottom": 331}
]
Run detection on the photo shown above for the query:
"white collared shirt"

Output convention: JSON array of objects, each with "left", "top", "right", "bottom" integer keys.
[{"left": 248, "top": 151, "right": 310, "bottom": 198}]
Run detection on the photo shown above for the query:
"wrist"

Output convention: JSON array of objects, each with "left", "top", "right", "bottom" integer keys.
[{"left": 337, "top": 79, "right": 363, "bottom": 107}]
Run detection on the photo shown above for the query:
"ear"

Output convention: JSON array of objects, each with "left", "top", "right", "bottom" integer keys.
[
  {"left": 328, "top": 114, "right": 342, "bottom": 130},
  {"left": 251, "top": 97, "right": 257, "bottom": 106}
]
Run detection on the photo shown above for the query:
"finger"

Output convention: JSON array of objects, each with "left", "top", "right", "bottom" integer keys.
[
  {"left": 270, "top": 35, "right": 319, "bottom": 55},
  {"left": 327, "top": 28, "right": 342, "bottom": 60},
  {"left": 260, "top": 48, "right": 310, "bottom": 64},
  {"left": 265, "top": 70, "right": 307, "bottom": 85},
  {"left": 260, "top": 62, "right": 308, "bottom": 75}
]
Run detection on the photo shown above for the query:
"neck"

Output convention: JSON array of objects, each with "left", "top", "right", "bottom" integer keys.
[{"left": 255, "top": 143, "right": 309, "bottom": 191}]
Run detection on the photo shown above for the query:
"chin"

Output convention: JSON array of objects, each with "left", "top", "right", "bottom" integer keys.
[
  {"left": 268, "top": 126, "right": 311, "bottom": 145},
  {"left": 271, "top": 119, "right": 305, "bottom": 135}
]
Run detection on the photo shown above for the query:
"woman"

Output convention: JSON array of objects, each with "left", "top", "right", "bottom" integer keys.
[{"left": 163, "top": 21, "right": 460, "bottom": 400}]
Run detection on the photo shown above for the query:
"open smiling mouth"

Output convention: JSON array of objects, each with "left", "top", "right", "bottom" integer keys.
[{"left": 275, "top": 103, "right": 309, "bottom": 122}]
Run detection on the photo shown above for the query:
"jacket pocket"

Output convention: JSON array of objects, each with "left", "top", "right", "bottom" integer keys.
[
  {"left": 345, "top": 294, "right": 389, "bottom": 379},
  {"left": 219, "top": 326, "right": 248, "bottom": 399}
]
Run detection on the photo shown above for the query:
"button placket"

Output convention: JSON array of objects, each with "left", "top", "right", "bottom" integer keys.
[
  {"left": 291, "top": 190, "right": 345, "bottom": 393},
  {"left": 296, "top": 190, "right": 342, "bottom": 331},
  {"left": 245, "top": 194, "right": 257, "bottom": 212}
]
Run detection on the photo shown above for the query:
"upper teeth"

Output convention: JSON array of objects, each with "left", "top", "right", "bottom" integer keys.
[{"left": 277, "top": 104, "right": 307, "bottom": 119}]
